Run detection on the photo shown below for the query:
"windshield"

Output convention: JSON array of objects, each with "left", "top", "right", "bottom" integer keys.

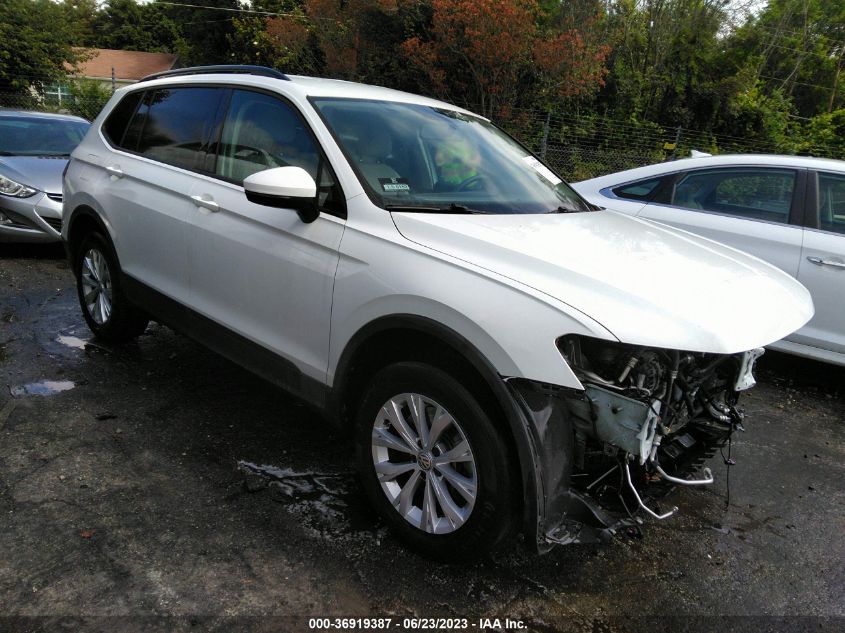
[
  {"left": 311, "top": 98, "right": 590, "bottom": 214},
  {"left": 0, "top": 116, "right": 90, "bottom": 157}
]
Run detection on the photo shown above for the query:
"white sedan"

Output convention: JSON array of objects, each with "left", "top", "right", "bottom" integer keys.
[{"left": 573, "top": 154, "right": 845, "bottom": 366}]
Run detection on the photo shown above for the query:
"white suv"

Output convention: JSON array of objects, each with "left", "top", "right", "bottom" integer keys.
[{"left": 63, "top": 66, "right": 812, "bottom": 559}]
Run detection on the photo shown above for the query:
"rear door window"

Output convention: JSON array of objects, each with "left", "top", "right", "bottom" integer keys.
[
  {"left": 672, "top": 168, "right": 796, "bottom": 224},
  {"left": 817, "top": 172, "right": 845, "bottom": 235},
  {"left": 135, "top": 87, "right": 223, "bottom": 171}
]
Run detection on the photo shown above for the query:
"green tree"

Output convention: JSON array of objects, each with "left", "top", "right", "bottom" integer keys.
[
  {"left": 598, "top": 0, "right": 731, "bottom": 127},
  {"left": 720, "top": 84, "right": 798, "bottom": 152},
  {"left": 0, "top": 0, "right": 80, "bottom": 95},
  {"left": 91, "top": 0, "right": 181, "bottom": 53},
  {"left": 60, "top": 0, "right": 101, "bottom": 47},
  {"left": 802, "top": 109, "right": 845, "bottom": 158},
  {"left": 228, "top": 1, "right": 319, "bottom": 71},
  {"left": 67, "top": 79, "right": 113, "bottom": 121},
  {"left": 155, "top": 0, "right": 240, "bottom": 66},
  {"left": 728, "top": 0, "right": 845, "bottom": 118}
]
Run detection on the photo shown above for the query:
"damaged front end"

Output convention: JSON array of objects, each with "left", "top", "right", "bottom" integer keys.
[{"left": 509, "top": 335, "right": 762, "bottom": 552}]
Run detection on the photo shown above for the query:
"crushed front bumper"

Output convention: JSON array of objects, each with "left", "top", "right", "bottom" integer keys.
[{"left": 506, "top": 372, "right": 746, "bottom": 552}]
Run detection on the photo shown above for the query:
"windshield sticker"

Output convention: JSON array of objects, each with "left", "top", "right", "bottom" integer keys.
[
  {"left": 378, "top": 177, "right": 411, "bottom": 193},
  {"left": 522, "top": 156, "right": 562, "bottom": 186}
]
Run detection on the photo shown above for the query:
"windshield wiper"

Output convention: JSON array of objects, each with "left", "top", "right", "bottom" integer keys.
[
  {"left": 386, "top": 203, "right": 486, "bottom": 214},
  {"left": 548, "top": 204, "right": 584, "bottom": 214}
]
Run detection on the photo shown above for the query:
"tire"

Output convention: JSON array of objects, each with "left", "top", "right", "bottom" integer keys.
[
  {"left": 355, "top": 362, "right": 515, "bottom": 560},
  {"left": 74, "top": 231, "right": 148, "bottom": 343}
]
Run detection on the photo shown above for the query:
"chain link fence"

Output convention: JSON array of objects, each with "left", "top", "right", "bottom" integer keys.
[
  {"left": 0, "top": 86, "right": 112, "bottom": 125},
  {"left": 2, "top": 89, "right": 837, "bottom": 182},
  {"left": 494, "top": 107, "right": 828, "bottom": 182}
]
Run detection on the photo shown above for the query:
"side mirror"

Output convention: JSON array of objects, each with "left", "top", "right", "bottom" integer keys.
[{"left": 243, "top": 166, "right": 319, "bottom": 223}]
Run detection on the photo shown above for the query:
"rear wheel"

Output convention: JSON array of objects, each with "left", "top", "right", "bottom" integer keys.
[
  {"left": 74, "top": 232, "right": 148, "bottom": 343},
  {"left": 355, "top": 362, "right": 514, "bottom": 560}
]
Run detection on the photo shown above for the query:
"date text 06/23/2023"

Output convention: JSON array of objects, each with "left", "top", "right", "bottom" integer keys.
[{"left": 307, "top": 617, "right": 527, "bottom": 630}]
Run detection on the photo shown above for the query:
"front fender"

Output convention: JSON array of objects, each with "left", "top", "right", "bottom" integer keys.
[{"left": 329, "top": 222, "right": 617, "bottom": 390}]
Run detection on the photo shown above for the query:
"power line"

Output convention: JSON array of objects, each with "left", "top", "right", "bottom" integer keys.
[
  {"left": 151, "top": 1, "right": 329, "bottom": 21},
  {"left": 755, "top": 24, "right": 845, "bottom": 50},
  {"left": 153, "top": 2, "right": 292, "bottom": 17},
  {"left": 762, "top": 41, "right": 843, "bottom": 63},
  {"left": 760, "top": 73, "right": 836, "bottom": 92}
]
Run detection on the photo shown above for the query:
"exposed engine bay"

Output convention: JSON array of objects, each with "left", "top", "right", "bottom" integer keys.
[{"left": 509, "top": 335, "right": 764, "bottom": 550}]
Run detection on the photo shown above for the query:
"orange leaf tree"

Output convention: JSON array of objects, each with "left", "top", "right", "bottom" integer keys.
[
  {"left": 402, "top": 0, "right": 609, "bottom": 117},
  {"left": 234, "top": 1, "right": 402, "bottom": 79}
]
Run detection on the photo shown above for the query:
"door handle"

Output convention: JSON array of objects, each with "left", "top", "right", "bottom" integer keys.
[
  {"left": 105, "top": 165, "right": 123, "bottom": 179},
  {"left": 190, "top": 194, "right": 219, "bottom": 213},
  {"left": 807, "top": 256, "right": 845, "bottom": 269}
]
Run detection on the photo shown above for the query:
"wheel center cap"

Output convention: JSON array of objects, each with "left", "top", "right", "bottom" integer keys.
[{"left": 417, "top": 451, "right": 433, "bottom": 471}]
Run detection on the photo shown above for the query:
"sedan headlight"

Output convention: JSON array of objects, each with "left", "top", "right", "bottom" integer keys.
[{"left": 0, "top": 173, "right": 37, "bottom": 198}]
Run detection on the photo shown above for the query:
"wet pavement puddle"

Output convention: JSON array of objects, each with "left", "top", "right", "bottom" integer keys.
[
  {"left": 10, "top": 380, "right": 75, "bottom": 397},
  {"left": 237, "top": 460, "right": 378, "bottom": 538},
  {"left": 42, "top": 327, "right": 111, "bottom": 359}
]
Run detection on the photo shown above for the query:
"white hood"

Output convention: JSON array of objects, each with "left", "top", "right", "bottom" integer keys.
[{"left": 392, "top": 210, "right": 813, "bottom": 354}]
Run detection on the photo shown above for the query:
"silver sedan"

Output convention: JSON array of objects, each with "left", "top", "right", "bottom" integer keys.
[
  {"left": 0, "top": 110, "right": 90, "bottom": 243},
  {"left": 572, "top": 154, "right": 845, "bottom": 366}
]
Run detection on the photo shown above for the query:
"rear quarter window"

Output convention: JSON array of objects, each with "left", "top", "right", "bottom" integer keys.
[
  {"left": 102, "top": 91, "right": 144, "bottom": 148},
  {"left": 612, "top": 177, "right": 664, "bottom": 201}
]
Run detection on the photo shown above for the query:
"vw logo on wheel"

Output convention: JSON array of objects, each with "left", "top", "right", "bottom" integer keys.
[{"left": 417, "top": 451, "right": 434, "bottom": 471}]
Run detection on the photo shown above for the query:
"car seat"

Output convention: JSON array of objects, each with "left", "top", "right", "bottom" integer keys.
[{"left": 355, "top": 127, "right": 402, "bottom": 192}]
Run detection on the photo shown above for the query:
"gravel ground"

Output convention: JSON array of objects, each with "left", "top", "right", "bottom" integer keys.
[{"left": 0, "top": 244, "right": 843, "bottom": 633}]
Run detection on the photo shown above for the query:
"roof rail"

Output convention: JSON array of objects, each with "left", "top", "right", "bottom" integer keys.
[{"left": 139, "top": 65, "right": 290, "bottom": 83}]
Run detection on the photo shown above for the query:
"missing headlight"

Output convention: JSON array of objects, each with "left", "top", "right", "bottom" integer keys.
[{"left": 556, "top": 334, "right": 754, "bottom": 517}]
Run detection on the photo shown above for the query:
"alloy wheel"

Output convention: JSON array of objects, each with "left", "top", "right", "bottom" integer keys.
[
  {"left": 371, "top": 393, "right": 477, "bottom": 534},
  {"left": 80, "top": 248, "right": 113, "bottom": 325}
]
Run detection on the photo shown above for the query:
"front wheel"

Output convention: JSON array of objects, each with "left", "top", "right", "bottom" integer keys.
[
  {"left": 355, "top": 362, "right": 515, "bottom": 560},
  {"left": 74, "top": 232, "right": 148, "bottom": 343}
]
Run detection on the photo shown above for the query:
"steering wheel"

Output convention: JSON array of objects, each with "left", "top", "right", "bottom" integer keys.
[
  {"left": 234, "top": 145, "right": 278, "bottom": 167},
  {"left": 456, "top": 174, "right": 486, "bottom": 192}
]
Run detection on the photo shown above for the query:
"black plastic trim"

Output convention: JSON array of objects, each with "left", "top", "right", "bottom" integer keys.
[
  {"left": 804, "top": 170, "right": 820, "bottom": 229},
  {"left": 244, "top": 190, "right": 319, "bottom": 223},
  {"left": 121, "top": 273, "right": 329, "bottom": 411},
  {"left": 790, "top": 168, "right": 809, "bottom": 227},
  {"left": 140, "top": 65, "right": 290, "bottom": 83},
  {"left": 64, "top": 206, "right": 111, "bottom": 270}
]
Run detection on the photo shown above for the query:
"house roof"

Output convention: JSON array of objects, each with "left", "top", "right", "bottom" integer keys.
[{"left": 70, "top": 49, "right": 179, "bottom": 82}]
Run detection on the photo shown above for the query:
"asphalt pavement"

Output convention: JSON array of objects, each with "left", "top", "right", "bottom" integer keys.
[{"left": 1, "top": 244, "right": 843, "bottom": 633}]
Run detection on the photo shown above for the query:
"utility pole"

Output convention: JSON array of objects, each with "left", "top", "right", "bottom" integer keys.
[{"left": 540, "top": 110, "right": 550, "bottom": 160}]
